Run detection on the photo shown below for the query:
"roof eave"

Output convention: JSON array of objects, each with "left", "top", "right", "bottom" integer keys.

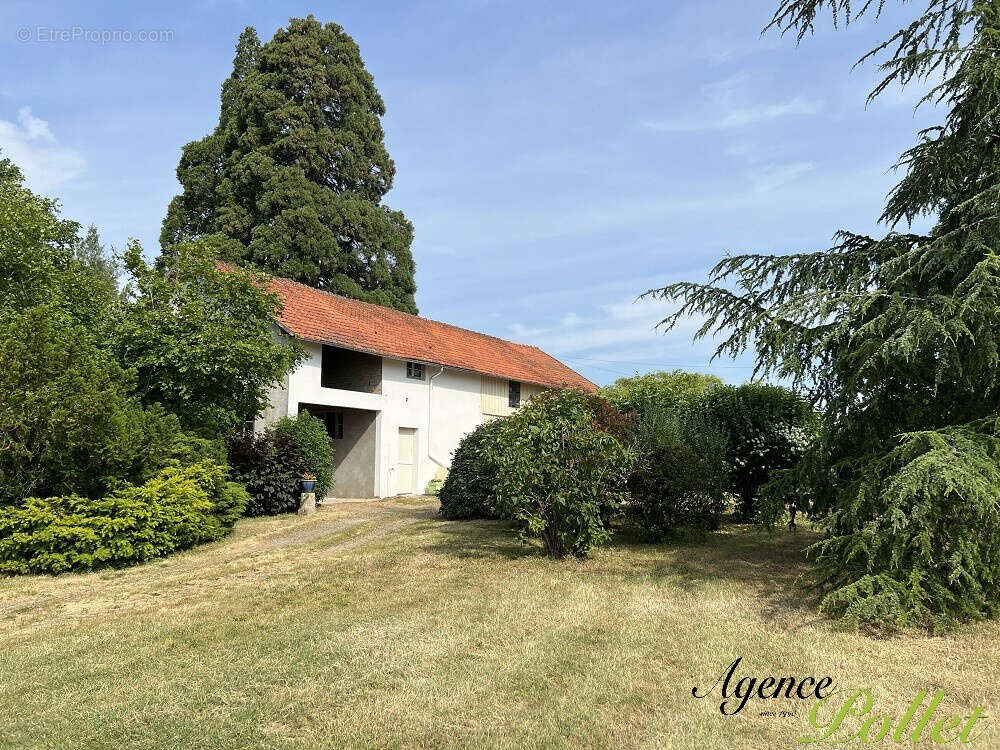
[{"left": 284, "top": 330, "right": 592, "bottom": 391}]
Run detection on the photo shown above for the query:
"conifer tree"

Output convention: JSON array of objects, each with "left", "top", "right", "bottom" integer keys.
[
  {"left": 161, "top": 28, "right": 260, "bottom": 250},
  {"left": 650, "top": 1, "right": 1000, "bottom": 629},
  {"left": 73, "top": 224, "right": 119, "bottom": 299},
  {"left": 161, "top": 17, "right": 417, "bottom": 313}
]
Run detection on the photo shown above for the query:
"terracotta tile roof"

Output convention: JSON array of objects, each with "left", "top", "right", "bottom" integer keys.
[{"left": 260, "top": 273, "right": 596, "bottom": 391}]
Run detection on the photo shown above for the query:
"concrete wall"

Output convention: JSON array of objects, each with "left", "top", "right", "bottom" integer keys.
[
  {"left": 301, "top": 405, "right": 377, "bottom": 497},
  {"left": 255, "top": 372, "right": 289, "bottom": 433},
  {"left": 286, "top": 342, "right": 384, "bottom": 414}
]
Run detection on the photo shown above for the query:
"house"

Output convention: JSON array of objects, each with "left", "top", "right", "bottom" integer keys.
[{"left": 256, "top": 275, "right": 597, "bottom": 498}]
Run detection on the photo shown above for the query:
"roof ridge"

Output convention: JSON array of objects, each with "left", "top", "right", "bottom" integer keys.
[
  {"left": 259, "top": 268, "right": 596, "bottom": 391},
  {"left": 272, "top": 274, "right": 547, "bottom": 353}
]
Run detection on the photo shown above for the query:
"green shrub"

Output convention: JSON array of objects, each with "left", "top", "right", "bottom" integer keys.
[
  {"left": 0, "top": 461, "right": 246, "bottom": 575},
  {"left": 486, "top": 389, "right": 635, "bottom": 558},
  {"left": 627, "top": 408, "right": 729, "bottom": 540},
  {"left": 439, "top": 418, "right": 506, "bottom": 520},
  {"left": 424, "top": 478, "right": 443, "bottom": 496},
  {"left": 168, "top": 432, "right": 228, "bottom": 467},
  {"left": 697, "top": 384, "right": 814, "bottom": 523},
  {"left": 272, "top": 413, "right": 335, "bottom": 498},
  {"left": 601, "top": 370, "right": 722, "bottom": 416},
  {"left": 226, "top": 430, "right": 308, "bottom": 515}
]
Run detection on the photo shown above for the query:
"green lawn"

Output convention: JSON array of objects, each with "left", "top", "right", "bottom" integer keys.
[{"left": 1, "top": 498, "right": 996, "bottom": 749}]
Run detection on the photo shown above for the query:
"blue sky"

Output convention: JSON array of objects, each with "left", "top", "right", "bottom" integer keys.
[{"left": 1, "top": 0, "right": 937, "bottom": 386}]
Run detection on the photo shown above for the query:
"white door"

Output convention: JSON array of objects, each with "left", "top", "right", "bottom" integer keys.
[{"left": 397, "top": 428, "right": 417, "bottom": 495}]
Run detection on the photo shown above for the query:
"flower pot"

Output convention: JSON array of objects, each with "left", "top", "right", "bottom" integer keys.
[{"left": 301, "top": 480, "right": 316, "bottom": 493}]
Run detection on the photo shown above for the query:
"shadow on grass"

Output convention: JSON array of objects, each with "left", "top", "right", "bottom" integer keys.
[
  {"left": 423, "top": 515, "right": 540, "bottom": 561},
  {"left": 643, "top": 521, "right": 825, "bottom": 623},
  {"left": 426, "top": 511, "right": 825, "bottom": 624}
]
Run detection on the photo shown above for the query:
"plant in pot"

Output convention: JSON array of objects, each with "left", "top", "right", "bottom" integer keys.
[{"left": 301, "top": 472, "right": 317, "bottom": 494}]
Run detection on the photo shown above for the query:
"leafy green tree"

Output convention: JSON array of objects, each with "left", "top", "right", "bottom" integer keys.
[
  {"left": 114, "top": 238, "right": 303, "bottom": 436},
  {"left": 0, "top": 157, "right": 86, "bottom": 316},
  {"left": 601, "top": 369, "right": 722, "bottom": 415},
  {"left": 650, "top": 1, "right": 1000, "bottom": 628},
  {"left": 161, "top": 17, "right": 417, "bottom": 313},
  {"left": 0, "top": 158, "right": 177, "bottom": 505},
  {"left": 0, "top": 306, "right": 180, "bottom": 505}
]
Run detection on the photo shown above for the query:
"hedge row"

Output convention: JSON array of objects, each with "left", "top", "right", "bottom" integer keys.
[
  {"left": 438, "top": 382, "right": 814, "bottom": 557},
  {"left": 0, "top": 460, "right": 247, "bottom": 575}
]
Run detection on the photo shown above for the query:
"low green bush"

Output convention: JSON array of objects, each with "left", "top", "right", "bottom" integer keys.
[
  {"left": 438, "top": 418, "right": 506, "bottom": 520},
  {"left": 627, "top": 408, "right": 729, "bottom": 540},
  {"left": 486, "top": 389, "right": 635, "bottom": 558},
  {"left": 210, "top": 474, "right": 251, "bottom": 528},
  {"left": 0, "top": 461, "right": 247, "bottom": 575},
  {"left": 168, "top": 432, "right": 228, "bottom": 467},
  {"left": 226, "top": 431, "right": 308, "bottom": 515},
  {"left": 271, "top": 413, "right": 335, "bottom": 498}
]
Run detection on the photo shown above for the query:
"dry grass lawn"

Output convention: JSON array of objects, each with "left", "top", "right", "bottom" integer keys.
[{"left": 0, "top": 498, "right": 997, "bottom": 749}]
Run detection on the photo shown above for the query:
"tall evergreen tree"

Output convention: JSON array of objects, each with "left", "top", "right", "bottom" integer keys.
[
  {"left": 161, "top": 28, "right": 260, "bottom": 248},
  {"left": 73, "top": 224, "right": 120, "bottom": 299},
  {"left": 161, "top": 17, "right": 417, "bottom": 313},
  {"left": 650, "top": 1, "right": 1000, "bottom": 629}
]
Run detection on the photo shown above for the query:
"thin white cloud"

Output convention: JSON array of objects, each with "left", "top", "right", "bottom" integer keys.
[
  {"left": 642, "top": 96, "right": 821, "bottom": 132},
  {"left": 748, "top": 161, "right": 815, "bottom": 192},
  {"left": 507, "top": 321, "right": 546, "bottom": 339},
  {"left": 0, "top": 107, "right": 86, "bottom": 192},
  {"left": 509, "top": 296, "right": 683, "bottom": 355},
  {"left": 561, "top": 312, "right": 582, "bottom": 327},
  {"left": 641, "top": 72, "right": 822, "bottom": 133}
]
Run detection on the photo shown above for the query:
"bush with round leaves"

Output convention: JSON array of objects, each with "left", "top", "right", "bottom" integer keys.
[
  {"left": 438, "top": 417, "right": 506, "bottom": 520},
  {"left": 486, "top": 389, "right": 635, "bottom": 558}
]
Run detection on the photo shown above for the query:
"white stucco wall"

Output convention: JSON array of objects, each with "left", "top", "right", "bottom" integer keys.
[
  {"left": 259, "top": 343, "right": 493, "bottom": 497},
  {"left": 379, "top": 358, "right": 483, "bottom": 496}
]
